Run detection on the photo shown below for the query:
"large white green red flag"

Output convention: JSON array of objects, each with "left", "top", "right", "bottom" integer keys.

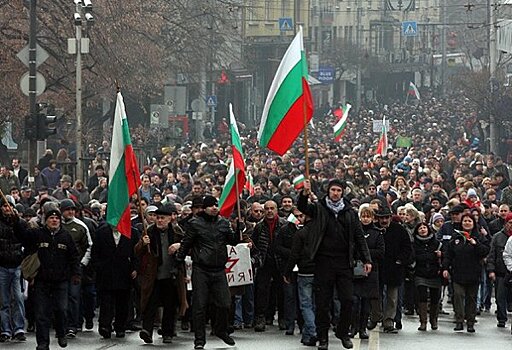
[
  {"left": 333, "top": 103, "right": 351, "bottom": 141},
  {"left": 375, "top": 116, "right": 389, "bottom": 156},
  {"left": 219, "top": 104, "right": 246, "bottom": 217},
  {"left": 107, "top": 92, "right": 141, "bottom": 238},
  {"left": 258, "top": 26, "right": 314, "bottom": 155}
]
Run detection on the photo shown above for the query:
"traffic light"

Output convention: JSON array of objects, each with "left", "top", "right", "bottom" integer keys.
[
  {"left": 24, "top": 114, "right": 38, "bottom": 140},
  {"left": 35, "top": 103, "right": 57, "bottom": 140}
]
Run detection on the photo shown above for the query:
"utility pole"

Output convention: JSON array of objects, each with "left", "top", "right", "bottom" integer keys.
[
  {"left": 355, "top": 1, "right": 362, "bottom": 111},
  {"left": 489, "top": 0, "right": 498, "bottom": 154},
  {"left": 440, "top": 0, "right": 447, "bottom": 97},
  {"left": 28, "top": 0, "right": 38, "bottom": 179},
  {"left": 75, "top": 4, "right": 83, "bottom": 180}
]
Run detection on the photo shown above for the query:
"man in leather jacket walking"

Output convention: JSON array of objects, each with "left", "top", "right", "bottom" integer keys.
[{"left": 176, "top": 196, "right": 240, "bottom": 349}]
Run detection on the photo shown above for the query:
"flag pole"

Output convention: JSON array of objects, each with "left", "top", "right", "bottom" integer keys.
[
  {"left": 0, "top": 189, "right": 15, "bottom": 216},
  {"left": 234, "top": 168, "right": 243, "bottom": 241},
  {"left": 405, "top": 91, "right": 409, "bottom": 105},
  {"left": 303, "top": 97, "right": 310, "bottom": 179}
]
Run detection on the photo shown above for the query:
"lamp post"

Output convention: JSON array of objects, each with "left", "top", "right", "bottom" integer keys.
[{"left": 69, "top": 0, "right": 94, "bottom": 180}]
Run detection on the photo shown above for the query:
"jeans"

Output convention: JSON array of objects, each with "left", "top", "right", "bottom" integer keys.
[
  {"left": 234, "top": 284, "right": 254, "bottom": 326},
  {"left": 297, "top": 275, "right": 316, "bottom": 342},
  {"left": 495, "top": 276, "right": 508, "bottom": 323},
  {"left": 282, "top": 275, "right": 297, "bottom": 331},
  {"left": 0, "top": 266, "right": 25, "bottom": 336},
  {"left": 67, "top": 277, "right": 81, "bottom": 332},
  {"left": 34, "top": 280, "right": 68, "bottom": 349},
  {"left": 394, "top": 284, "right": 403, "bottom": 324},
  {"left": 477, "top": 267, "right": 492, "bottom": 310}
]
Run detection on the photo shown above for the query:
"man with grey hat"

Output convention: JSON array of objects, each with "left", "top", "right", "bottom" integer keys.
[
  {"left": 13, "top": 202, "right": 80, "bottom": 350},
  {"left": 52, "top": 175, "right": 79, "bottom": 202},
  {"left": 135, "top": 203, "right": 185, "bottom": 345}
]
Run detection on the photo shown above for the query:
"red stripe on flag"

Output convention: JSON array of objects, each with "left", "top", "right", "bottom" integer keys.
[
  {"left": 121, "top": 144, "right": 141, "bottom": 238},
  {"left": 117, "top": 207, "right": 133, "bottom": 239},
  {"left": 267, "top": 79, "right": 314, "bottom": 155}
]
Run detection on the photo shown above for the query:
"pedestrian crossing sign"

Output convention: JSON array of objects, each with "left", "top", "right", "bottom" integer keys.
[
  {"left": 402, "top": 21, "right": 418, "bottom": 37},
  {"left": 279, "top": 17, "right": 293, "bottom": 31}
]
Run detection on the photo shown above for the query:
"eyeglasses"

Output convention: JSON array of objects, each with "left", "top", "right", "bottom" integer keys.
[{"left": 253, "top": 209, "right": 263, "bottom": 213}]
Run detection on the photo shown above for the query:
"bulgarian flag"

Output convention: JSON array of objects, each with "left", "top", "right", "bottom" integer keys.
[
  {"left": 293, "top": 174, "right": 305, "bottom": 189},
  {"left": 244, "top": 171, "right": 254, "bottom": 196},
  {"left": 258, "top": 26, "right": 314, "bottom": 155},
  {"left": 333, "top": 103, "right": 351, "bottom": 141},
  {"left": 407, "top": 82, "right": 420, "bottom": 100},
  {"left": 106, "top": 92, "right": 141, "bottom": 238},
  {"left": 375, "top": 116, "right": 389, "bottom": 156},
  {"left": 219, "top": 104, "right": 246, "bottom": 217}
]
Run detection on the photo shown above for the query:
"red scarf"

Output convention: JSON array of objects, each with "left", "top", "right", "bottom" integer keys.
[{"left": 266, "top": 215, "right": 279, "bottom": 241}]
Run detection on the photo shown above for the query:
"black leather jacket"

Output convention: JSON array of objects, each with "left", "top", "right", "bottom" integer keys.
[
  {"left": 0, "top": 215, "right": 23, "bottom": 268},
  {"left": 176, "top": 212, "right": 240, "bottom": 271}
]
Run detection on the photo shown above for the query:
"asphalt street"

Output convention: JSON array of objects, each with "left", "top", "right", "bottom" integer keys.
[{"left": 4, "top": 304, "right": 512, "bottom": 350}]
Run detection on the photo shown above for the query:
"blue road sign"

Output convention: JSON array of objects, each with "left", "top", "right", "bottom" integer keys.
[
  {"left": 317, "top": 66, "right": 335, "bottom": 84},
  {"left": 206, "top": 95, "right": 217, "bottom": 107},
  {"left": 279, "top": 17, "right": 293, "bottom": 31},
  {"left": 402, "top": 21, "right": 418, "bottom": 37}
]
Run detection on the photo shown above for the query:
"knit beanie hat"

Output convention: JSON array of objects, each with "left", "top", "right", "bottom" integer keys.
[
  {"left": 431, "top": 212, "right": 445, "bottom": 224},
  {"left": 467, "top": 188, "right": 478, "bottom": 198},
  {"left": 202, "top": 195, "right": 218, "bottom": 208},
  {"left": 327, "top": 179, "right": 345, "bottom": 191}
]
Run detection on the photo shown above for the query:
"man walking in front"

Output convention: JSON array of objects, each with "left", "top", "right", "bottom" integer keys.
[
  {"left": 176, "top": 196, "right": 240, "bottom": 350},
  {"left": 298, "top": 179, "right": 372, "bottom": 350}
]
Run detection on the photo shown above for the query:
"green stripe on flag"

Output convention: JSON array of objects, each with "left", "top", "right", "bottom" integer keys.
[
  {"left": 106, "top": 156, "right": 129, "bottom": 226},
  {"left": 259, "top": 62, "right": 303, "bottom": 147}
]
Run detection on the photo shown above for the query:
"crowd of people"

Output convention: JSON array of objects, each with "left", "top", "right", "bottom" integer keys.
[{"left": 1, "top": 94, "right": 512, "bottom": 350}]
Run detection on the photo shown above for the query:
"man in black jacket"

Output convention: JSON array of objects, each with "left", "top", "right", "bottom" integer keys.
[
  {"left": 91, "top": 223, "right": 137, "bottom": 339},
  {"left": 487, "top": 212, "right": 512, "bottom": 327},
  {"left": 14, "top": 204, "right": 80, "bottom": 350},
  {"left": 283, "top": 209, "right": 317, "bottom": 346},
  {"left": 176, "top": 196, "right": 240, "bottom": 350},
  {"left": 298, "top": 179, "right": 371, "bottom": 350},
  {"left": 0, "top": 195, "right": 25, "bottom": 342}
]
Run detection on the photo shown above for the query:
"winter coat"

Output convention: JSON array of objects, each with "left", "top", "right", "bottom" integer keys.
[
  {"left": 274, "top": 222, "right": 297, "bottom": 274},
  {"left": 91, "top": 223, "right": 136, "bottom": 291},
  {"left": 442, "top": 231, "right": 489, "bottom": 285},
  {"left": 413, "top": 234, "right": 442, "bottom": 279},
  {"left": 354, "top": 224, "right": 385, "bottom": 299},
  {"left": 135, "top": 223, "right": 185, "bottom": 312},
  {"left": 251, "top": 216, "right": 287, "bottom": 268},
  {"left": 176, "top": 212, "right": 239, "bottom": 270},
  {"left": 284, "top": 221, "right": 316, "bottom": 277},
  {"left": 0, "top": 215, "right": 23, "bottom": 268},
  {"left": 487, "top": 229, "right": 511, "bottom": 277},
  {"left": 380, "top": 221, "right": 413, "bottom": 286},
  {"left": 298, "top": 193, "right": 371, "bottom": 267},
  {"left": 14, "top": 219, "right": 80, "bottom": 282}
]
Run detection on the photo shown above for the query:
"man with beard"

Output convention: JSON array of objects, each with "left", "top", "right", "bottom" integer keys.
[
  {"left": 278, "top": 195, "right": 294, "bottom": 218},
  {"left": 298, "top": 179, "right": 371, "bottom": 349},
  {"left": 175, "top": 196, "right": 240, "bottom": 349}
]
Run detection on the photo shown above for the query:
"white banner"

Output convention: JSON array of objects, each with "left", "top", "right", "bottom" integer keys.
[{"left": 226, "top": 243, "right": 253, "bottom": 287}]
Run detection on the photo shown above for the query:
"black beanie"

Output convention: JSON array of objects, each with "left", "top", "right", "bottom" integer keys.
[
  {"left": 327, "top": 179, "right": 345, "bottom": 191},
  {"left": 202, "top": 195, "right": 218, "bottom": 208}
]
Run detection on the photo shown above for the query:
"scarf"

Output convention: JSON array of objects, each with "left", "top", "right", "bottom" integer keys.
[
  {"left": 326, "top": 197, "right": 345, "bottom": 215},
  {"left": 415, "top": 233, "right": 434, "bottom": 242},
  {"left": 265, "top": 215, "right": 279, "bottom": 241}
]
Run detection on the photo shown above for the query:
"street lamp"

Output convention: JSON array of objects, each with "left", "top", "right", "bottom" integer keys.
[{"left": 68, "top": 0, "right": 94, "bottom": 180}]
